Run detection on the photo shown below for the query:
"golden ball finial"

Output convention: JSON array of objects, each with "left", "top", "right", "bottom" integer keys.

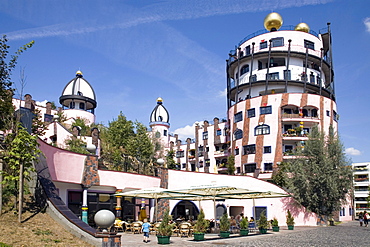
[
  {"left": 157, "top": 97, "right": 163, "bottom": 103},
  {"left": 264, "top": 12, "right": 283, "bottom": 31},
  {"left": 295, "top": 23, "right": 310, "bottom": 33}
]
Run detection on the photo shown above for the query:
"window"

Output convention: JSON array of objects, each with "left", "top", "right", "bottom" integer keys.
[
  {"left": 271, "top": 37, "right": 283, "bottom": 47},
  {"left": 264, "top": 163, "right": 273, "bottom": 171},
  {"left": 245, "top": 45, "right": 251, "bottom": 55},
  {"left": 164, "top": 130, "right": 167, "bottom": 136},
  {"left": 176, "top": 150, "right": 184, "bottom": 158},
  {"left": 79, "top": 102, "right": 85, "bottom": 110},
  {"left": 284, "top": 70, "right": 291, "bottom": 80},
  {"left": 234, "top": 111, "right": 243, "bottom": 122},
  {"left": 316, "top": 76, "right": 321, "bottom": 85},
  {"left": 205, "top": 159, "right": 210, "bottom": 167},
  {"left": 198, "top": 146, "right": 204, "bottom": 157},
  {"left": 69, "top": 102, "right": 75, "bottom": 109},
  {"left": 234, "top": 129, "right": 243, "bottom": 140},
  {"left": 250, "top": 74, "right": 257, "bottom": 82},
  {"left": 264, "top": 146, "right": 271, "bottom": 153},
  {"left": 310, "top": 73, "right": 315, "bottom": 83},
  {"left": 326, "top": 110, "right": 330, "bottom": 117},
  {"left": 244, "top": 163, "right": 256, "bottom": 173},
  {"left": 247, "top": 108, "right": 255, "bottom": 118},
  {"left": 155, "top": 131, "right": 160, "bottom": 138},
  {"left": 240, "top": 65, "right": 249, "bottom": 76},
  {"left": 267, "top": 72, "right": 279, "bottom": 80},
  {"left": 234, "top": 148, "right": 239, "bottom": 155},
  {"left": 311, "top": 109, "right": 318, "bottom": 117},
  {"left": 260, "top": 106, "right": 272, "bottom": 115},
  {"left": 260, "top": 41, "right": 268, "bottom": 49},
  {"left": 304, "top": 40, "right": 315, "bottom": 50},
  {"left": 255, "top": 125, "right": 270, "bottom": 135},
  {"left": 203, "top": 131, "right": 208, "bottom": 140},
  {"left": 216, "top": 129, "right": 222, "bottom": 136},
  {"left": 284, "top": 145, "right": 293, "bottom": 153},
  {"left": 236, "top": 167, "right": 241, "bottom": 174},
  {"left": 243, "top": 144, "right": 256, "bottom": 155},
  {"left": 182, "top": 163, "right": 186, "bottom": 168},
  {"left": 333, "top": 110, "right": 338, "bottom": 122}
]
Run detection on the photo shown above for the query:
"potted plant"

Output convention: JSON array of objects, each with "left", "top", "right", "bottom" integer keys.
[
  {"left": 257, "top": 211, "right": 268, "bottom": 234},
  {"left": 157, "top": 209, "right": 172, "bottom": 244},
  {"left": 193, "top": 209, "right": 209, "bottom": 241},
  {"left": 271, "top": 218, "right": 279, "bottom": 232},
  {"left": 286, "top": 210, "right": 295, "bottom": 230},
  {"left": 219, "top": 213, "right": 230, "bottom": 238},
  {"left": 239, "top": 216, "right": 249, "bottom": 236}
]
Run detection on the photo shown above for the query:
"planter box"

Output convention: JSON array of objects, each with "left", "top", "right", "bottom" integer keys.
[
  {"left": 272, "top": 226, "right": 280, "bottom": 232},
  {"left": 240, "top": 229, "right": 249, "bottom": 236},
  {"left": 220, "top": 231, "right": 230, "bottom": 238},
  {"left": 259, "top": 228, "right": 267, "bottom": 234},
  {"left": 193, "top": 233, "right": 205, "bottom": 241},
  {"left": 288, "top": 225, "right": 294, "bottom": 230},
  {"left": 157, "top": 235, "right": 170, "bottom": 244}
]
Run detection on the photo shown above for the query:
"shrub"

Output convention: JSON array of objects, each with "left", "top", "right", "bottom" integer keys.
[
  {"left": 194, "top": 209, "right": 209, "bottom": 233},
  {"left": 157, "top": 209, "right": 172, "bottom": 236},
  {"left": 219, "top": 213, "right": 230, "bottom": 232}
]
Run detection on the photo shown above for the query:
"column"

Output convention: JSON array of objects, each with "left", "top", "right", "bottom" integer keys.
[{"left": 81, "top": 187, "right": 88, "bottom": 224}]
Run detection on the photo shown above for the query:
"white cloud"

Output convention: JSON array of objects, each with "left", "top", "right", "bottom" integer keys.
[
  {"left": 36, "top": 100, "right": 49, "bottom": 107},
  {"left": 345, "top": 147, "right": 361, "bottom": 156},
  {"left": 364, "top": 17, "right": 370, "bottom": 32},
  {"left": 218, "top": 88, "right": 227, "bottom": 98},
  {"left": 173, "top": 123, "right": 198, "bottom": 141}
]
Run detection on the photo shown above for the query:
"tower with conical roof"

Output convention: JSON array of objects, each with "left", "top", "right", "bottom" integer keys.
[
  {"left": 226, "top": 13, "right": 336, "bottom": 178},
  {"left": 149, "top": 97, "right": 170, "bottom": 148},
  {"left": 59, "top": 70, "right": 97, "bottom": 125}
]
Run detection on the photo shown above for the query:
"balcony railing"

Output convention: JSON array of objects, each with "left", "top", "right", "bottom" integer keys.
[{"left": 354, "top": 178, "right": 369, "bottom": 182}]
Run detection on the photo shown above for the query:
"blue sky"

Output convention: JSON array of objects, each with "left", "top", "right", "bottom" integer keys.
[{"left": 1, "top": 0, "right": 370, "bottom": 163}]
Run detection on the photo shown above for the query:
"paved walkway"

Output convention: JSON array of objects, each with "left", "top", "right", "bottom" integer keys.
[{"left": 119, "top": 221, "right": 366, "bottom": 246}]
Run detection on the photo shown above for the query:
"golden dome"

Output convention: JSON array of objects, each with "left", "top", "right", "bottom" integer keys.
[
  {"left": 76, "top": 70, "right": 83, "bottom": 76},
  {"left": 156, "top": 97, "right": 163, "bottom": 103},
  {"left": 295, "top": 23, "right": 310, "bottom": 33},
  {"left": 264, "top": 12, "right": 283, "bottom": 31}
]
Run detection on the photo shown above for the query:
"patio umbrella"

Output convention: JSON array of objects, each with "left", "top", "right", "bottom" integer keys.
[
  {"left": 115, "top": 187, "right": 194, "bottom": 222},
  {"left": 165, "top": 184, "right": 290, "bottom": 228}
]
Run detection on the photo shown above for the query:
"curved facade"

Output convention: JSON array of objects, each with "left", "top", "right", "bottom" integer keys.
[{"left": 226, "top": 19, "right": 337, "bottom": 176}]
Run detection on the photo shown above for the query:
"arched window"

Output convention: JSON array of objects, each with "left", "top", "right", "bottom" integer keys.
[
  {"left": 234, "top": 129, "right": 243, "bottom": 140},
  {"left": 255, "top": 125, "right": 270, "bottom": 135},
  {"left": 311, "top": 109, "right": 318, "bottom": 117},
  {"left": 240, "top": 65, "right": 249, "bottom": 76}
]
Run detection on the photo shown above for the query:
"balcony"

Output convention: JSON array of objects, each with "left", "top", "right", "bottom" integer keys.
[
  {"left": 354, "top": 178, "right": 369, "bottom": 183},
  {"left": 214, "top": 150, "right": 229, "bottom": 158}
]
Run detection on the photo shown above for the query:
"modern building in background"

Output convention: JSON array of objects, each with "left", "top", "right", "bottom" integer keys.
[{"left": 353, "top": 162, "right": 370, "bottom": 217}]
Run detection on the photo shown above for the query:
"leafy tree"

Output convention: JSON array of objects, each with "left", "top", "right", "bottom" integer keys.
[
  {"left": 31, "top": 108, "right": 48, "bottom": 136},
  {"left": 125, "top": 121, "right": 155, "bottom": 175},
  {"left": 64, "top": 137, "right": 89, "bottom": 155},
  {"left": 0, "top": 36, "right": 34, "bottom": 131},
  {"left": 3, "top": 123, "right": 41, "bottom": 221},
  {"left": 227, "top": 154, "right": 236, "bottom": 175},
  {"left": 71, "top": 117, "right": 90, "bottom": 136},
  {"left": 278, "top": 125, "right": 352, "bottom": 221},
  {"left": 165, "top": 150, "right": 177, "bottom": 169}
]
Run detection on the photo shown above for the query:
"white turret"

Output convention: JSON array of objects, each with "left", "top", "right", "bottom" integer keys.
[{"left": 149, "top": 97, "right": 170, "bottom": 147}]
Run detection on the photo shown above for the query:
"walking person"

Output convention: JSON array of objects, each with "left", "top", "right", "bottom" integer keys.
[
  {"left": 359, "top": 211, "right": 364, "bottom": 227},
  {"left": 142, "top": 218, "right": 151, "bottom": 243},
  {"left": 364, "top": 211, "right": 369, "bottom": 227}
]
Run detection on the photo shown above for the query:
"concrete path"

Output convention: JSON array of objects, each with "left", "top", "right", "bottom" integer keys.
[{"left": 119, "top": 221, "right": 365, "bottom": 247}]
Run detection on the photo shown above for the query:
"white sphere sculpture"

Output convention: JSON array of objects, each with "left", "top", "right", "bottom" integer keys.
[{"left": 94, "top": 209, "right": 115, "bottom": 229}]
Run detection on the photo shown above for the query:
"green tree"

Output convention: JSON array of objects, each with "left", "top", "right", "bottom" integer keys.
[
  {"left": 125, "top": 121, "right": 155, "bottom": 175},
  {"left": 280, "top": 125, "right": 352, "bottom": 221},
  {"left": 71, "top": 117, "right": 90, "bottom": 136},
  {"left": 227, "top": 154, "right": 236, "bottom": 175},
  {"left": 64, "top": 137, "right": 89, "bottom": 155},
  {"left": 3, "top": 124, "right": 41, "bottom": 221},
  {"left": 165, "top": 150, "right": 177, "bottom": 169}
]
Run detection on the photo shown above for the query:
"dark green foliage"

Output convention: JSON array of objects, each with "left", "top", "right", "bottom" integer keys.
[
  {"left": 165, "top": 150, "right": 177, "bottom": 169},
  {"left": 271, "top": 218, "right": 279, "bottom": 227},
  {"left": 286, "top": 209, "right": 295, "bottom": 226},
  {"left": 239, "top": 216, "right": 249, "bottom": 229},
  {"left": 257, "top": 210, "right": 268, "bottom": 229},
  {"left": 157, "top": 209, "right": 172, "bottom": 236},
  {"left": 194, "top": 208, "right": 209, "bottom": 233},
  {"left": 227, "top": 154, "right": 235, "bottom": 175},
  {"left": 278, "top": 125, "right": 352, "bottom": 218},
  {"left": 219, "top": 213, "right": 230, "bottom": 232}
]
